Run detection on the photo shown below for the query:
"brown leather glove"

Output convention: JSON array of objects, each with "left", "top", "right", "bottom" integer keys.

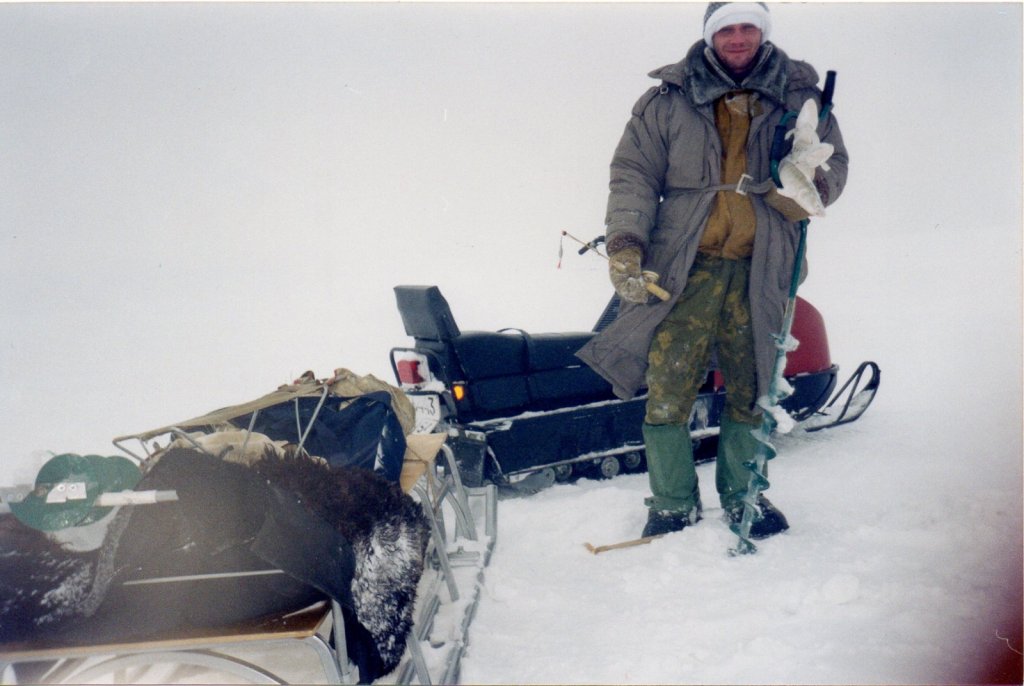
[
  {"left": 608, "top": 247, "right": 655, "bottom": 304},
  {"left": 766, "top": 169, "right": 831, "bottom": 222},
  {"left": 765, "top": 187, "right": 812, "bottom": 222}
]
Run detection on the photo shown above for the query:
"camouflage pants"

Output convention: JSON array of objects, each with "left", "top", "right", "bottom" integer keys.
[
  {"left": 645, "top": 253, "right": 759, "bottom": 427},
  {"left": 643, "top": 254, "right": 761, "bottom": 512}
]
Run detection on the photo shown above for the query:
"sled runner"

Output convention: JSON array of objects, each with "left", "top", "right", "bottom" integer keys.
[
  {"left": 1, "top": 373, "right": 496, "bottom": 685},
  {"left": 390, "top": 285, "right": 879, "bottom": 489}
]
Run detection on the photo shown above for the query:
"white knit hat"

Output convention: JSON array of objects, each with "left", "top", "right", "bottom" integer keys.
[{"left": 703, "top": 2, "right": 772, "bottom": 46}]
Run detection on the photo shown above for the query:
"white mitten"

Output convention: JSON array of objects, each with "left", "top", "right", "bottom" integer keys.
[
  {"left": 776, "top": 99, "right": 833, "bottom": 218},
  {"left": 776, "top": 158, "right": 826, "bottom": 217}
]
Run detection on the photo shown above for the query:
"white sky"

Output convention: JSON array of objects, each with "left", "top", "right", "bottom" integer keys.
[{"left": 1, "top": 2, "right": 1021, "bottom": 472}]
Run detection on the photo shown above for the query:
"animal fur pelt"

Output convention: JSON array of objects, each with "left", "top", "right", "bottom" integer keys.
[
  {"left": 250, "top": 448, "right": 433, "bottom": 679},
  {"left": 0, "top": 514, "right": 98, "bottom": 639},
  {"left": 0, "top": 448, "right": 431, "bottom": 683}
]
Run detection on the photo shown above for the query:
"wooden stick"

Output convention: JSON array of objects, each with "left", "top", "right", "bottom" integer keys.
[
  {"left": 584, "top": 534, "right": 664, "bottom": 555},
  {"left": 561, "top": 231, "right": 671, "bottom": 302}
]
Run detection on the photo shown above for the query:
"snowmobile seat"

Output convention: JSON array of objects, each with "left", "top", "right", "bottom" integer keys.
[
  {"left": 394, "top": 284, "right": 462, "bottom": 342},
  {"left": 516, "top": 330, "right": 614, "bottom": 407},
  {"left": 393, "top": 285, "right": 615, "bottom": 421},
  {"left": 394, "top": 285, "right": 595, "bottom": 370},
  {"left": 451, "top": 330, "right": 612, "bottom": 414}
]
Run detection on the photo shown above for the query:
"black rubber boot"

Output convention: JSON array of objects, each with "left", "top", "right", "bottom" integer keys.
[
  {"left": 725, "top": 494, "right": 789, "bottom": 540},
  {"left": 642, "top": 502, "right": 702, "bottom": 538}
]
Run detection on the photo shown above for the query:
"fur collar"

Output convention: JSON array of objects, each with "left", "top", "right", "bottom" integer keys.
[{"left": 650, "top": 40, "right": 815, "bottom": 108}]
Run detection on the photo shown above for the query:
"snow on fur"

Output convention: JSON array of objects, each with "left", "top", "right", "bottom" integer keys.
[{"left": 0, "top": 448, "right": 431, "bottom": 682}]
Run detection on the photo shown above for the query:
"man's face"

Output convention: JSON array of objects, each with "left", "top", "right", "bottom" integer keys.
[{"left": 712, "top": 23, "right": 763, "bottom": 74}]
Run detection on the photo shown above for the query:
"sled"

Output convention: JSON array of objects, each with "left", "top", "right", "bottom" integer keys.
[
  {"left": 0, "top": 599, "right": 352, "bottom": 684},
  {"left": 389, "top": 285, "right": 880, "bottom": 489},
  {"left": 1, "top": 375, "right": 496, "bottom": 685}
]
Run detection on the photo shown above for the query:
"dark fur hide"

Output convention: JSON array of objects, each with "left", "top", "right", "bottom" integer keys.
[
  {"left": 0, "top": 515, "right": 97, "bottom": 638},
  {"left": 649, "top": 40, "right": 799, "bottom": 108},
  {"left": 0, "top": 448, "right": 430, "bottom": 683},
  {"left": 251, "top": 450, "right": 433, "bottom": 678}
]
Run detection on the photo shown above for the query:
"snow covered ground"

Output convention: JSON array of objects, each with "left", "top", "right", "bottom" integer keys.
[
  {"left": 457, "top": 212, "right": 1024, "bottom": 684},
  {"left": 462, "top": 385, "right": 1023, "bottom": 684},
  {"left": 2, "top": 2, "right": 1021, "bottom": 684}
]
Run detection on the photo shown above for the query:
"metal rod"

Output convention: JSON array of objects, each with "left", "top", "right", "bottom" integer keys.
[
  {"left": 561, "top": 230, "right": 610, "bottom": 261},
  {"left": 561, "top": 230, "right": 671, "bottom": 301}
]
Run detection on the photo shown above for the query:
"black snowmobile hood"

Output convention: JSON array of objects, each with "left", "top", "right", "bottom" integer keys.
[{"left": 649, "top": 40, "right": 820, "bottom": 108}]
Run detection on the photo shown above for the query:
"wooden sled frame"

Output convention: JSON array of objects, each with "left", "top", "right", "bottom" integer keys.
[{"left": 0, "top": 378, "right": 497, "bottom": 685}]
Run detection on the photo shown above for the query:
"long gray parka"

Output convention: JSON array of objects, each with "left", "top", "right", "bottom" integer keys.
[{"left": 577, "top": 41, "right": 848, "bottom": 402}]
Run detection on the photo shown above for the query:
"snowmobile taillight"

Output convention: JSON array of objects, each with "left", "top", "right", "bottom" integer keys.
[
  {"left": 396, "top": 359, "right": 425, "bottom": 385},
  {"left": 391, "top": 349, "right": 434, "bottom": 389},
  {"left": 452, "top": 383, "right": 467, "bottom": 402}
]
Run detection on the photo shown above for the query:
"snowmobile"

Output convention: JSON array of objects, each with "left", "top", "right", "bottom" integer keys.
[{"left": 389, "top": 282, "right": 879, "bottom": 490}]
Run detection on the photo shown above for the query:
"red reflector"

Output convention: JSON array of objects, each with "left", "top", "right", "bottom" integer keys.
[
  {"left": 712, "top": 370, "right": 725, "bottom": 390},
  {"left": 397, "top": 359, "right": 425, "bottom": 385}
]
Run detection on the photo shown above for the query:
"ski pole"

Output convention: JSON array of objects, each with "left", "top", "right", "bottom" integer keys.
[{"left": 561, "top": 230, "right": 671, "bottom": 302}]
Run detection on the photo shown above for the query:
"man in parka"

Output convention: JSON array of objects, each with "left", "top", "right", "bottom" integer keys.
[{"left": 577, "top": 2, "right": 848, "bottom": 538}]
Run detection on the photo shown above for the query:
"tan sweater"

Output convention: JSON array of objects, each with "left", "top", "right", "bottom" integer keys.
[{"left": 699, "top": 91, "right": 762, "bottom": 259}]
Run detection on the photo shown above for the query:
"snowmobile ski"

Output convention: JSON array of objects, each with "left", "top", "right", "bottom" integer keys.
[{"left": 799, "top": 361, "right": 880, "bottom": 432}]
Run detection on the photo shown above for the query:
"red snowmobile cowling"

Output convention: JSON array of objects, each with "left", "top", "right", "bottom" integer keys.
[
  {"left": 785, "top": 297, "right": 832, "bottom": 376},
  {"left": 713, "top": 296, "right": 830, "bottom": 388}
]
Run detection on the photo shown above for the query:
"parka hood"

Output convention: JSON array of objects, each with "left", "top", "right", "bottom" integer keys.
[{"left": 649, "top": 40, "right": 820, "bottom": 108}]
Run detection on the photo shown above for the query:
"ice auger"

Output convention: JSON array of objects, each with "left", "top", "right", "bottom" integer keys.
[
  {"left": 730, "top": 71, "right": 837, "bottom": 556},
  {"left": 6, "top": 453, "right": 177, "bottom": 532}
]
